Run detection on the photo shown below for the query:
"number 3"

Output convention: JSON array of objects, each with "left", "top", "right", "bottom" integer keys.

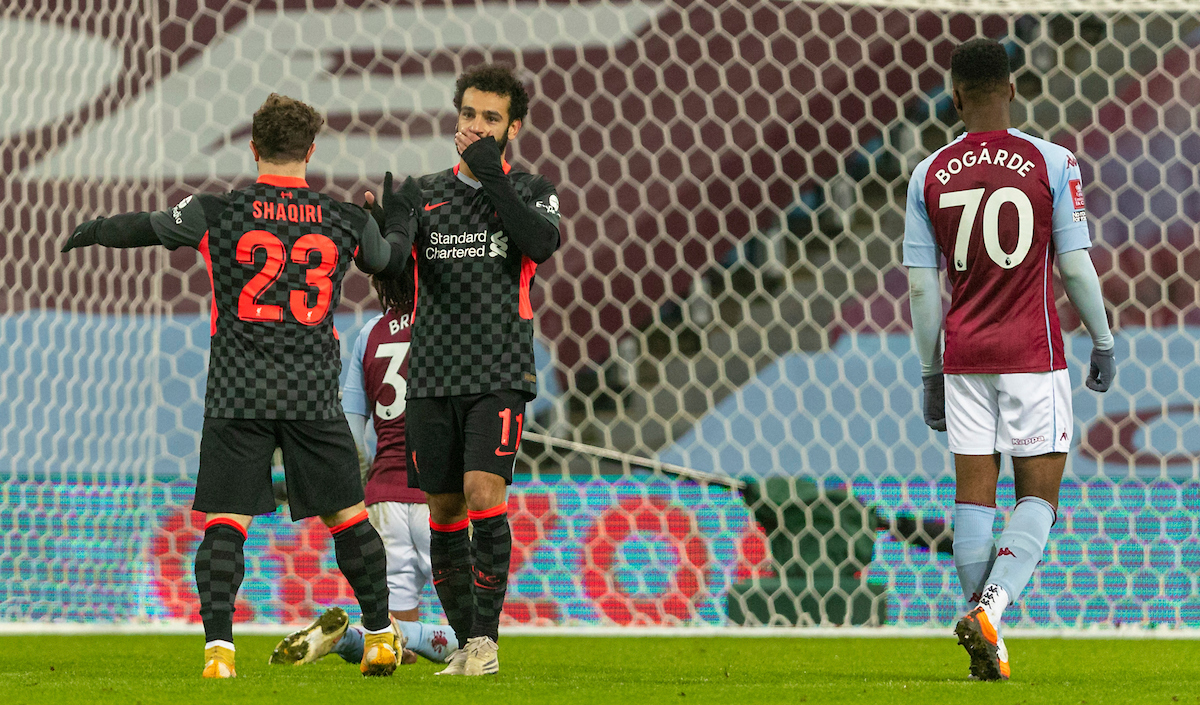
[
  {"left": 236, "top": 230, "right": 338, "bottom": 325},
  {"left": 939, "top": 187, "right": 1034, "bottom": 271},
  {"left": 373, "top": 342, "right": 410, "bottom": 420}
]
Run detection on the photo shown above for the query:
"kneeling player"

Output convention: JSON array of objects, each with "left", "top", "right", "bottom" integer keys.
[
  {"left": 270, "top": 274, "right": 458, "bottom": 667},
  {"left": 905, "top": 39, "right": 1114, "bottom": 681}
]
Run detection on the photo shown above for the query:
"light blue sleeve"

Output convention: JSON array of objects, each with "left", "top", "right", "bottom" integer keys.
[
  {"left": 341, "top": 316, "right": 380, "bottom": 417},
  {"left": 902, "top": 158, "right": 940, "bottom": 268},
  {"left": 1039, "top": 143, "right": 1091, "bottom": 253}
]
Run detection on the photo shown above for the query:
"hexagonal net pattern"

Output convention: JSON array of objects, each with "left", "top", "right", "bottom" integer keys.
[{"left": 2, "top": 1, "right": 1199, "bottom": 629}]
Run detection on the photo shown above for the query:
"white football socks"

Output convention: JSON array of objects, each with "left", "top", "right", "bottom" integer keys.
[
  {"left": 980, "top": 495, "right": 1057, "bottom": 624},
  {"left": 953, "top": 502, "right": 997, "bottom": 605}
]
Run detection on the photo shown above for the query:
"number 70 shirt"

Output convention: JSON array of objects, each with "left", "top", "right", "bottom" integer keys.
[
  {"left": 150, "top": 174, "right": 381, "bottom": 420},
  {"left": 902, "top": 128, "right": 1093, "bottom": 375}
]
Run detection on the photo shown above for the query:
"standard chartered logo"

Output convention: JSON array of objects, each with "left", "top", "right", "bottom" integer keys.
[
  {"left": 489, "top": 231, "right": 508, "bottom": 258},
  {"left": 425, "top": 230, "right": 507, "bottom": 260}
]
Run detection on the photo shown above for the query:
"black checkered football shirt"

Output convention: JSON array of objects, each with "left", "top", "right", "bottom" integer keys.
[
  {"left": 409, "top": 164, "right": 561, "bottom": 399},
  {"left": 149, "top": 175, "right": 378, "bottom": 420}
]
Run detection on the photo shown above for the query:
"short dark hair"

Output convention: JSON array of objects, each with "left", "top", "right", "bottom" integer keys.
[
  {"left": 452, "top": 64, "right": 530, "bottom": 123},
  {"left": 950, "top": 39, "right": 1011, "bottom": 98},
  {"left": 251, "top": 93, "right": 324, "bottom": 163},
  {"left": 372, "top": 272, "right": 413, "bottom": 316}
]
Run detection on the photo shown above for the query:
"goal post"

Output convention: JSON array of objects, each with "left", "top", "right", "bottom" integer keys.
[{"left": 2, "top": 0, "right": 1199, "bottom": 630}]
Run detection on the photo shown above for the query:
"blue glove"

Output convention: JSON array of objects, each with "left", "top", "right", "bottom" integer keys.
[
  {"left": 1086, "top": 347, "right": 1115, "bottom": 392},
  {"left": 922, "top": 374, "right": 946, "bottom": 432}
]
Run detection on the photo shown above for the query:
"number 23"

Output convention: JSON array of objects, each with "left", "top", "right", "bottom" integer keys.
[{"left": 236, "top": 230, "right": 338, "bottom": 325}]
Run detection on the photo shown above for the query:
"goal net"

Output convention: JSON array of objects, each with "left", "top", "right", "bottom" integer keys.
[{"left": 3, "top": 0, "right": 1198, "bottom": 630}]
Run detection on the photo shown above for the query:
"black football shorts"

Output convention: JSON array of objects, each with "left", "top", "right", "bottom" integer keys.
[
  {"left": 194, "top": 416, "right": 365, "bottom": 521},
  {"left": 405, "top": 389, "right": 527, "bottom": 494}
]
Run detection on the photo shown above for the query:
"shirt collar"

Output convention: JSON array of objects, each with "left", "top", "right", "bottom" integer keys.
[
  {"left": 452, "top": 159, "right": 513, "bottom": 189},
  {"left": 256, "top": 174, "right": 309, "bottom": 188}
]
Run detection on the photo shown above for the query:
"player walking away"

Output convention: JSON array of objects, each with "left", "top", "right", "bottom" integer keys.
[
  {"left": 903, "top": 39, "right": 1114, "bottom": 681},
  {"left": 62, "top": 94, "right": 412, "bottom": 679},
  {"left": 371, "top": 63, "right": 562, "bottom": 676},
  {"left": 269, "top": 274, "right": 459, "bottom": 668}
]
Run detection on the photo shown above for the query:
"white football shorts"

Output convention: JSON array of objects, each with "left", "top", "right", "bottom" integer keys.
[
  {"left": 944, "top": 369, "right": 1072, "bottom": 457},
  {"left": 366, "top": 501, "right": 432, "bottom": 612}
]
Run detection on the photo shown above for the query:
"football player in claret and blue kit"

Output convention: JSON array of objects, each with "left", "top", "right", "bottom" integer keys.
[
  {"left": 370, "top": 63, "right": 562, "bottom": 676},
  {"left": 269, "top": 273, "right": 460, "bottom": 669},
  {"left": 61, "top": 94, "right": 411, "bottom": 679},
  {"left": 904, "top": 39, "right": 1114, "bottom": 681}
]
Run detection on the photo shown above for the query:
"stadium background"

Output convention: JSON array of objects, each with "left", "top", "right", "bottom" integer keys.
[{"left": 2, "top": 0, "right": 1199, "bottom": 632}]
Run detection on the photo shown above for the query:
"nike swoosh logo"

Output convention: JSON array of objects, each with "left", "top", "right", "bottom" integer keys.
[
  {"left": 424, "top": 201, "right": 450, "bottom": 211},
  {"left": 494, "top": 449, "right": 515, "bottom": 456}
]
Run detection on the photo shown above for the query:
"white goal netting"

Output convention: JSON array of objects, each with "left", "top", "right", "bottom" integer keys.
[{"left": 3, "top": 0, "right": 1199, "bottom": 629}]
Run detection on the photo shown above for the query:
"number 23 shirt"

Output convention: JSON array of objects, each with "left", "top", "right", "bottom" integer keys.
[{"left": 150, "top": 174, "right": 380, "bottom": 420}]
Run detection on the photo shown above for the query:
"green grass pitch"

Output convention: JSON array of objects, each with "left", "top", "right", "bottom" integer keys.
[{"left": 1, "top": 635, "right": 1198, "bottom": 704}]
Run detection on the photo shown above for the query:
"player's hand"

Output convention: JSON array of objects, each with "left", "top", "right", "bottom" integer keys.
[
  {"left": 61, "top": 218, "right": 104, "bottom": 252},
  {"left": 454, "top": 128, "right": 484, "bottom": 155},
  {"left": 1086, "top": 347, "right": 1115, "bottom": 392},
  {"left": 922, "top": 373, "right": 947, "bottom": 432},
  {"left": 460, "top": 135, "right": 503, "bottom": 174},
  {"left": 381, "top": 172, "right": 420, "bottom": 234},
  {"left": 361, "top": 190, "right": 384, "bottom": 229}
]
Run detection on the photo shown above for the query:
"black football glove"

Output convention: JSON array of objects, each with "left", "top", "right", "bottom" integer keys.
[
  {"left": 922, "top": 373, "right": 947, "bottom": 432},
  {"left": 460, "top": 135, "right": 505, "bottom": 178},
  {"left": 1086, "top": 347, "right": 1115, "bottom": 392},
  {"left": 361, "top": 194, "right": 384, "bottom": 231},
  {"left": 62, "top": 218, "right": 104, "bottom": 253},
  {"left": 381, "top": 171, "right": 421, "bottom": 236}
]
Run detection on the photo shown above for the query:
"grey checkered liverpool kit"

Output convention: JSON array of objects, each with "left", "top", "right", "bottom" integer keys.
[
  {"left": 150, "top": 175, "right": 376, "bottom": 420},
  {"left": 408, "top": 165, "right": 561, "bottom": 399}
]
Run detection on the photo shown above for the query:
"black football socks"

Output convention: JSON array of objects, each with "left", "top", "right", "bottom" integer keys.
[
  {"left": 430, "top": 518, "right": 474, "bottom": 649},
  {"left": 330, "top": 511, "right": 391, "bottom": 632},
  {"left": 468, "top": 504, "right": 512, "bottom": 643},
  {"left": 194, "top": 519, "right": 246, "bottom": 644}
]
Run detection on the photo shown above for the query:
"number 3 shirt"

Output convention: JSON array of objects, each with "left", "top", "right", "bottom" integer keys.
[
  {"left": 150, "top": 174, "right": 391, "bottom": 420},
  {"left": 341, "top": 308, "right": 424, "bottom": 504},
  {"left": 902, "top": 128, "right": 1093, "bottom": 375}
]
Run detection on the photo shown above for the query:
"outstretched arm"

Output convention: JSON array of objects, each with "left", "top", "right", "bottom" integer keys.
[
  {"left": 62, "top": 213, "right": 162, "bottom": 252},
  {"left": 1058, "top": 248, "right": 1115, "bottom": 391}
]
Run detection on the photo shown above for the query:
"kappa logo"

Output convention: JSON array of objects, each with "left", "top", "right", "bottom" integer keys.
[{"left": 997, "top": 547, "right": 1016, "bottom": 557}]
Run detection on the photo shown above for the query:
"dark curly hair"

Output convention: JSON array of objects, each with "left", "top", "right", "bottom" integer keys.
[
  {"left": 372, "top": 272, "right": 414, "bottom": 317},
  {"left": 950, "top": 38, "right": 1011, "bottom": 98},
  {"left": 452, "top": 64, "right": 530, "bottom": 123},
  {"left": 251, "top": 93, "right": 324, "bottom": 163}
]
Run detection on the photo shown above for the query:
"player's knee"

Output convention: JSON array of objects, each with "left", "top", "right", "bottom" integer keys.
[
  {"left": 426, "top": 492, "right": 467, "bottom": 525},
  {"left": 319, "top": 502, "right": 367, "bottom": 528},
  {"left": 463, "top": 471, "right": 506, "bottom": 511}
]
